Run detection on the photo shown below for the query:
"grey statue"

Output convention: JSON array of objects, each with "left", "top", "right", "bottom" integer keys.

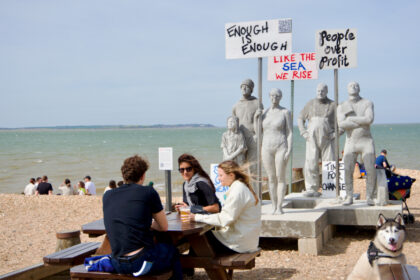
[
  {"left": 221, "top": 115, "right": 247, "bottom": 165},
  {"left": 232, "top": 79, "right": 261, "bottom": 189},
  {"left": 298, "top": 83, "right": 336, "bottom": 197},
  {"left": 255, "top": 89, "right": 292, "bottom": 214},
  {"left": 337, "top": 82, "right": 377, "bottom": 206}
]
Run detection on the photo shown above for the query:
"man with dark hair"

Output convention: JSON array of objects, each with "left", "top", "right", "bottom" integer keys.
[
  {"left": 103, "top": 155, "right": 182, "bottom": 279},
  {"left": 36, "top": 175, "right": 53, "bottom": 195},
  {"left": 84, "top": 175, "right": 96, "bottom": 195},
  {"left": 376, "top": 149, "right": 395, "bottom": 178}
]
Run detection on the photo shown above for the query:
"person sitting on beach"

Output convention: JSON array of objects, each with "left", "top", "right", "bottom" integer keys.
[
  {"left": 77, "top": 181, "right": 86, "bottom": 195},
  {"left": 59, "top": 178, "right": 75, "bottom": 195},
  {"left": 35, "top": 175, "right": 53, "bottom": 195},
  {"left": 175, "top": 154, "right": 220, "bottom": 214},
  {"left": 190, "top": 160, "right": 261, "bottom": 254},
  {"left": 103, "top": 155, "right": 182, "bottom": 279},
  {"left": 103, "top": 180, "right": 117, "bottom": 194},
  {"left": 221, "top": 116, "right": 247, "bottom": 165},
  {"left": 117, "top": 180, "right": 123, "bottom": 187},
  {"left": 24, "top": 178, "right": 36, "bottom": 195},
  {"left": 375, "top": 149, "right": 395, "bottom": 178},
  {"left": 34, "top": 177, "right": 42, "bottom": 188},
  {"left": 84, "top": 175, "right": 96, "bottom": 195}
]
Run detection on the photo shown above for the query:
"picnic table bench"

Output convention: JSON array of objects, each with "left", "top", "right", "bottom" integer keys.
[
  {"left": 43, "top": 242, "right": 101, "bottom": 266},
  {"left": 378, "top": 263, "right": 420, "bottom": 280},
  {"left": 79, "top": 212, "right": 260, "bottom": 280}
]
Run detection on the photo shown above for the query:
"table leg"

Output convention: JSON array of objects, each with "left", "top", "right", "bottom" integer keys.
[
  {"left": 95, "top": 235, "right": 111, "bottom": 255},
  {"left": 188, "top": 234, "right": 229, "bottom": 280}
]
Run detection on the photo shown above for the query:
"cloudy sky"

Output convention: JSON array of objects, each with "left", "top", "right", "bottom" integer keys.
[{"left": 1, "top": 1, "right": 418, "bottom": 128}]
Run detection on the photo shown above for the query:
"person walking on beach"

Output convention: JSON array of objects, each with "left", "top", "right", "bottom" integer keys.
[
  {"left": 24, "top": 178, "right": 36, "bottom": 195},
  {"left": 190, "top": 160, "right": 261, "bottom": 254},
  {"left": 103, "top": 155, "right": 182, "bottom": 279},
  {"left": 84, "top": 175, "right": 96, "bottom": 195},
  {"left": 175, "top": 154, "right": 220, "bottom": 214},
  {"left": 35, "top": 175, "right": 53, "bottom": 195}
]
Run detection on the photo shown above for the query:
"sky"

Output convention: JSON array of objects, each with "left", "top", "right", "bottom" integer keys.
[{"left": 0, "top": 1, "right": 419, "bottom": 128}]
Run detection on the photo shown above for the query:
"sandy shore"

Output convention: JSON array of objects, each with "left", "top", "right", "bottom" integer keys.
[{"left": 1, "top": 168, "right": 419, "bottom": 279}]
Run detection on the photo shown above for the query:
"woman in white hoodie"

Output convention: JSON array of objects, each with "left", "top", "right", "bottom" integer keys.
[{"left": 190, "top": 160, "right": 261, "bottom": 254}]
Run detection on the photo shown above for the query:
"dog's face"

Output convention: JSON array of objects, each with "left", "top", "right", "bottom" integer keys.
[{"left": 376, "top": 214, "right": 406, "bottom": 252}]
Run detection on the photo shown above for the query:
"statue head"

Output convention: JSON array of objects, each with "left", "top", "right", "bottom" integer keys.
[
  {"left": 269, "top": 88, "right": 282, "bottom": 106},
  {"left": 240, "top": 79, "right": 254, "bottom": 98},
  {"left": 347, "top": 82, "right": 360, "bottom": 100},
  {"left": 227, "top": 115, "right": 239, "bottom": 132},
  {"left": 316, "top": 83, "right": 328, "bottom": 100}
]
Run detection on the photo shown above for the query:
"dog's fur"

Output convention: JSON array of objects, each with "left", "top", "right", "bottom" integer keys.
[{"left": 347, "top": 213, "right": 407, "bottom": 280}]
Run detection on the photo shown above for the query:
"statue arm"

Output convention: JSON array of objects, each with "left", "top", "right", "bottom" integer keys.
[
  {"left": 346, "top": 103, "right": 374, "bottom": 126},
  {"left": 337, "top": 105, "right": 359, "bottom": 130},
  {"left": 284, "top": 111, "right": 293, "bottom": 160},
  {"left": 253, "top": 109, "right": 263, "bottom": 137}
]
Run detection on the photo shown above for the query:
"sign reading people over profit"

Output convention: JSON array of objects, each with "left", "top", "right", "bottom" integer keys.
[
  {"left": 322, "top": 161, "right": 346, "bottom": 198},
  {"left": 315, "top": 28, "right": 357, "bottom": 70},
  {"left": 267, "top": 52, "right": 318, "bottom": 80},
  {"left": 225, "top": 19, "right": 292, "bottom": 59}
]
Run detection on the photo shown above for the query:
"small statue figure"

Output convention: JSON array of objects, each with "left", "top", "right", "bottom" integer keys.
[
  {"left": 337, "top": 82, "right": 377, "bottom": 206},
  {"left": 255, "top": 89, "right": 292, "bottom": 214},
  {"left": 232, "top": 79, "right": 261, "bottom": 189},
  {"left": 221, "top": 116, "right": 247, "bottom": 165},
  {"left": 298, "top": 83, "right": 336, "bottom": 197}
]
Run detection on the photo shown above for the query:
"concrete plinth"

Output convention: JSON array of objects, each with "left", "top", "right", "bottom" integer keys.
[{"left": 260, "top": 193, "right": 403, "bottom": 255}]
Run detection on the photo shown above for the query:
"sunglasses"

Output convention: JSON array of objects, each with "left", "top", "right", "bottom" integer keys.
[{"left": 178, "top": 167, "right": 193, "bottom": 173}]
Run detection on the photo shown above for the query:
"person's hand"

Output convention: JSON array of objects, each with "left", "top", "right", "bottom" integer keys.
[
  {"left": 175, "top": 202, "right": 187, "bottom": 213},
  {"left": 189, "top": 213, "right": 195, "bottom": 222},
  {"left": 302, "top": 131, "right": 309, "bottom": 140}
]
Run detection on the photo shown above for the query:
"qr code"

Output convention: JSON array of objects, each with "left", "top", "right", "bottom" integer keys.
[{"left": 278, "top": 19, "right": 292, "bottom": 33}]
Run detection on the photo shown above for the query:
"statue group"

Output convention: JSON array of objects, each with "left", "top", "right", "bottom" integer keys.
[{"left": 222, "top": 79, "right": 378, "bottom": 214}]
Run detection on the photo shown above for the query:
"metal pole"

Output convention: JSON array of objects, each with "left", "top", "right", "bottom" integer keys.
[
  {"left": 334, "top": 69, "right": 340, "bottom": 197},
  {"left": 289, "top": 80, "right": 294, "bottom": 194},
  {"left": 165, "top": 170, "right": 172, "bottom": 211},
  {"left": 257, "top": 57, "right": 263, "bottom": 199}
]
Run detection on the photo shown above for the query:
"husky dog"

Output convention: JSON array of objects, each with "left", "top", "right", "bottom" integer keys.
[{"left": 347, "top": 213, "right": 407, "bottom": 280}]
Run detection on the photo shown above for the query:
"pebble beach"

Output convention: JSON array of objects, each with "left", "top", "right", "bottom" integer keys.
[{"left": 1, "top": 168, "right": 419, "bottom": 279}]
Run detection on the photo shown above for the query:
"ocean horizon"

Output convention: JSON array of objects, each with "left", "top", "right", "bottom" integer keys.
[{"left": 1, "top": 123, "right": 419, "bottom": 195}]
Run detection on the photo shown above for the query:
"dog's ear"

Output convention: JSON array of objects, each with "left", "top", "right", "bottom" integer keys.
[
  {"left": 377, "top": 213, "right": 387, "bottom": 228},
  {"left": 394, "top": 213, "right": 405, "bottom": 227}
]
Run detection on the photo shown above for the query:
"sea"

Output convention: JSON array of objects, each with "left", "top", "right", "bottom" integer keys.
[{"left": 1, "top": 123, "right": 419, "bottom": 195}]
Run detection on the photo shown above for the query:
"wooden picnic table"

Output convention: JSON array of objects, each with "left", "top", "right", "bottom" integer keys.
[{"left": 81, "top": 212, "right": 234, "bottom": 280}]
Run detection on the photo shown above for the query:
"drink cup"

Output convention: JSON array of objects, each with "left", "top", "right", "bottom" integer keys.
[{"left": 180, "top": 206, "right": 191, "bottom": 222}]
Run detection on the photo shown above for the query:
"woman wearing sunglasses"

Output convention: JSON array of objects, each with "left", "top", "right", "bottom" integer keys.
[{"left": 175, "top": 153, "right": 220, "bottom": 214}]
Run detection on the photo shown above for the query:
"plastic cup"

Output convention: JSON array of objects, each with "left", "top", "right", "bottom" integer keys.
[{"left": 180, "top": 206, "right": 191, "bottom": 222}]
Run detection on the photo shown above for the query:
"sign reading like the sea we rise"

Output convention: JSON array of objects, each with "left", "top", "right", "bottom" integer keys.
[
  {"left": 267, "top": 52, "right": 318, "bottom": 81},
  {"left": 225, "top": 19, "right": 292, "bottom": 59}
]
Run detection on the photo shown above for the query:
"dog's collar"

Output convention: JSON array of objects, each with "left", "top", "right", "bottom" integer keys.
[{"left": 367, "top": 241, "right": 401, "bottom": 266}]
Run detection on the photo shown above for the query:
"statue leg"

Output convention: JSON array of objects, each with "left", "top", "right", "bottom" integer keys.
[
  {"left": 304, "top": 139, "right": 321, "bottom": 196},
  {"left": 246, "top": 136, "right": 259, "bottom": 193},
  {"left": 362, "top": 152, "right": 377, "bottom": 206},
  {"left": 262, "top": 148, "right": 277, "bottom": 213},
  {"left": 343, "top": 150, "right": 356, "bottom": 205},
  {"left": 275, "top": 150, "right": 288, "bottom": 214}
]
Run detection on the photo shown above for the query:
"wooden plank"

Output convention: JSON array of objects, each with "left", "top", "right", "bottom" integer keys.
[
  {"left": 0, "top": 263, "right": 69, "bottom": 280},
  {"left": 70, "top": 264, "right": 172, "bottom": 280},
  {"left": 44, "top": 242, "right": 101, "bottom": 265}
]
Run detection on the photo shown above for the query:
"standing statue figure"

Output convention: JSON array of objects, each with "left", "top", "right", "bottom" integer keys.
[
  {"left": 255, "top": 89, "right": 292, "bottom": 214},
  {"left": 232, "top": 79, "right": 261, "bottom": 189},
  {"left": 221, "top": 115, "right": 247, "bottom": 165},
  {"left": 337, "top": 82, "right": 377, "bottom": 206},
  {"left": 298, "top": 83, "right": 336, "bottom": 197}
]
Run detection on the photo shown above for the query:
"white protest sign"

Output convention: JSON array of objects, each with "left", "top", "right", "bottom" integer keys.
[
  {"left": 210, "top": 164, "right": 228, "bottom": 206},
  {"left": 322, "top": 161, "right": 346, "bottom": 198},
  {"left": 267, "top": 52, "right": 318, "bottom": 81},
  {"left": 315, "top": 28, "right": 357, "bottom": 70},
  {"left": 158, "top": 147, "right": 173, "bottom": 171},
  {"left": 225, "top": 19, "right": 292, "bottom": 59}
]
